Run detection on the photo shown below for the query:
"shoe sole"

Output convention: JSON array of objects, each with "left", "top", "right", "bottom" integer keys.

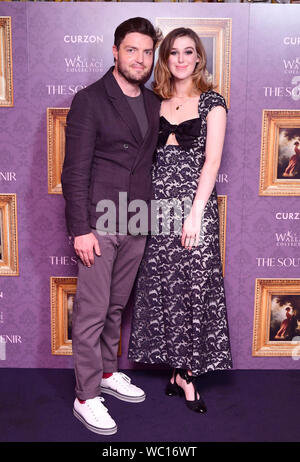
[
  {"left": 100, "top": 386, "right": 146, "bottom": 403},
  {"left": 73, "top": 408, "right": 118, "bottom": 435}
]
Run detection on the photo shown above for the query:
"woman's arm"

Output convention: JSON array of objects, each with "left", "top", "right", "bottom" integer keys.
[{"left": 181, "top": 106, "right": 227, "bottom": 249}]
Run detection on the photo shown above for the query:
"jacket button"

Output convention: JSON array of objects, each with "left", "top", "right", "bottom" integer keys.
[{"left": 123, "top": 144, "right": 129, "bottom": 149}]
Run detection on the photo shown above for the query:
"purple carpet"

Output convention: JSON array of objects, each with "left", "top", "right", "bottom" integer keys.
[{"left": 0, "top": 368, "right": 299, "bottom": 442}]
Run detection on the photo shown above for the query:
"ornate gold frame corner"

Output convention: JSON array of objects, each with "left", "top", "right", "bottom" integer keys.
[
  {"left": 259, "top": 110, "right": 300, "bottom": 196},
  {"left": 50, "top": 276, "right": 122, "bottom": 357},
  {"left": 0, "top": 17, "right": 13, "bottom": 107},
  {"left": 217, "top": 194, "right": 227, "bottom": 277},
  {"left": 0, "top": 193, "right": 18, "bottom": 276},
  {"left": 47, "top": 108, "right": 69, "bottom": 194},
  {"left": 252, "top": 278, "right": 300, "bottom": 357},
  {"left": 50, "top": 276, "right": 76, "bottom": 355}
]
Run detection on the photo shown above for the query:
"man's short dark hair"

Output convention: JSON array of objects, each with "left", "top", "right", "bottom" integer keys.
[{"left": 114, "top": 17, "right": 160, "bottom": 49}]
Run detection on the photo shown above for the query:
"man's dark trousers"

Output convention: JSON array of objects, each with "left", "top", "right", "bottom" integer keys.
[{"left": 73, "top": 231, "right": 146, "bottom": 401}]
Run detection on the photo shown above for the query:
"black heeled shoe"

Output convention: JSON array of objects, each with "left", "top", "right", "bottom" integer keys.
[
  {"left": 177, "top": 368, "right": 207, "bottom": 414},
  {"left": 165, "top": 369, "right": 182, "bottom": 396}
]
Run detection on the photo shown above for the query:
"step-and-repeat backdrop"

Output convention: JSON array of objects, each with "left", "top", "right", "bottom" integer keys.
[{"left": 0, "top": 2, "right": 300, "bottom": 370}]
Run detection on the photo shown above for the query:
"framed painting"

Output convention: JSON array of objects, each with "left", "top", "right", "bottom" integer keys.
[
  {"left": 259, "top": 110, "right": 300, "bottom": 196},
  {"left": 253, "top": 278, "right": 300, "bottom": 357},
  {"left": 155, "top": 17, "right": 232, "bottom": 107},
  {"left": 217, "top": 194, "right": 227, "bottom": 276},
  {"left": 0, "top": 17, "right": 13, "bottom": 107},
  {"left": 50, "top": 277, "right": 75, "bottom": 355},
  {"left": 47, "top": 108, "right": 69, "bottom": 194},
  {"left": 0, "top": 194, "right": 18, "bottom": 276},
  {"left": 51, "top": 277, "right": 122, "bottom": 356}
]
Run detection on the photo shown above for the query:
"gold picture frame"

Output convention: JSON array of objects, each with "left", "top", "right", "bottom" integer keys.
[
  {"left": 155, "top": 17, "right": 232, "bottom": 107},
  {"left": 47, "top": 108, "right": 69, "bottom": 194},
  {"left": 0, "top": 194, "right": 18, "bottom": 276},
  {"left": 50, "top": 277, "right": 122, "bottom": 356},
  {"left": 217, "top": 194, "right": 227, "bottom": 277},
  {"left": 259, "top": 110, "right": 300, "bottom": 196},
  {"left": 252, "top": 278, "right": 300, "bottom": 357},
  {"left": 0, "top": 17, "right": 13, "bottom": 107},
  {"left": 51, "top": 277, "right": 76, "bottom": 355}
]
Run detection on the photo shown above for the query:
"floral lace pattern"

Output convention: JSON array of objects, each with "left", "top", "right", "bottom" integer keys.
[{"left": 128, "top": 91, "right": 232, "bottom": 376}]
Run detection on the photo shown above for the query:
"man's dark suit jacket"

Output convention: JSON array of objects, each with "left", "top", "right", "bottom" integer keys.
[{"left": 61, "top": 67, "right": 161, "bottom": 237}]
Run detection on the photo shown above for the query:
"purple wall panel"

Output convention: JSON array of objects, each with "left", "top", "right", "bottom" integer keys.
[
  {"left": 0, "top": 3, "right": 34, "bottom": 367},
  {"left": 0, "top": 2, "right": 298, "bottom": 372},
  {"left": 239, "top": 4, "right": 300, "bottom": 370}
]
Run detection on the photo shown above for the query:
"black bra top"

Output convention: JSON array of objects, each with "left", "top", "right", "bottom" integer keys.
[{"left": 157, "top": 115, "right": 202, "bottom": 149}]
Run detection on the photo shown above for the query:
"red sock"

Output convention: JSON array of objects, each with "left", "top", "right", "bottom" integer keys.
[{"left": 78, "top": 374, "right": 113, "bottom": 402}]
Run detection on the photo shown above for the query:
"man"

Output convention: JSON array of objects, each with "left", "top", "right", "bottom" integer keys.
[{"left": 61, "top": 17, "right": 161, "bottom": 435}]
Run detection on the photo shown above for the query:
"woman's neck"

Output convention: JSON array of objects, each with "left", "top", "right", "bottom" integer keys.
[{"left": 173, "top": 78, "right": 197, "bottom": 98}]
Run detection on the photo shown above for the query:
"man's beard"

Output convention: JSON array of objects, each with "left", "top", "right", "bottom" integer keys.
[{"left": 117, "top": 61, "right": 152, "bottom": 85}]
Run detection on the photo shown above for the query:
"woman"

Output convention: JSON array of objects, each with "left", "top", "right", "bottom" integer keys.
[
  {"left": 283, "top": 141, "right": 300, "bottom": 177},
  {"left": 274, "top": 307, "right": 293, "bottom": 340},
  {"left": 128, "top": 27, "right": 232, "bottom": 413}
]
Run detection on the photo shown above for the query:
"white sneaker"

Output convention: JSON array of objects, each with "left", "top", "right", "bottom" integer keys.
[
  {"left": 101, "top": 372, "right": 146, "bottom": 403},
  {"left": 73, "top": 396, "right": 117, "bottom": 435}
]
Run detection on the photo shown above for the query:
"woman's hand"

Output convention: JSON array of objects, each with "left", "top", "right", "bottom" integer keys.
[{"left": 181, "top": 200, "right": 204, "bottom": 250}]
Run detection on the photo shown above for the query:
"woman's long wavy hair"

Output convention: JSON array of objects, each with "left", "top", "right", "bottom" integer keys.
[{"left": 153, "top": 27, "right": 214, "bottom": 99}]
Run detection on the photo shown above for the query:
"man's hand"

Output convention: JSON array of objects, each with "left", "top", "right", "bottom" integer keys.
[{"left": 74, "top": 232, "right": 101, "bottom": 267}]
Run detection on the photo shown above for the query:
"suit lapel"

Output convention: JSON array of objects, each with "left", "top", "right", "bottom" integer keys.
[
  {"left": 141, "top": 85, "right": 156, "bottom": 144},
  {"left": 130, "top": 85, "right": 158, "bottom": 171},
  {"left": 103, "top": 68, "right": 143, "bottom": 145}
]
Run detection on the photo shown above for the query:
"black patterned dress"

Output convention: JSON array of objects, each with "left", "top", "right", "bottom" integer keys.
[{"left": 128, "top": 91, "right": 232, "bottom": 376}]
